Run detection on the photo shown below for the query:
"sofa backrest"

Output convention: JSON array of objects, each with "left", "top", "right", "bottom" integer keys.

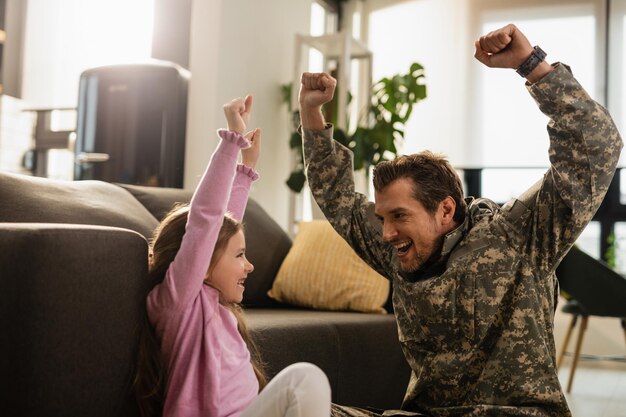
[
  {"left": 119, "top": 183, "right": 292, "bottom": 307},
  {"left": 0, "top": 171, "right": 291, "bottom": 307},
  {"left": 0, "top": 171, "right": 158, "bottom": 239}
]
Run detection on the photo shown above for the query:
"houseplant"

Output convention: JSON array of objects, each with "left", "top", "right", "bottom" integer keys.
[{"left": 283, "top": 62, "right": 427, "bottom": 193}]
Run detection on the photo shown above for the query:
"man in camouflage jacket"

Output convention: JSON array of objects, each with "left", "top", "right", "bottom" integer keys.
[{"left": 299, "top": 24, "right": 622, "bottom": 417}]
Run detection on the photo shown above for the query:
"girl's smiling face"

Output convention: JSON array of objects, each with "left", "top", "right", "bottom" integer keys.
[{"left": 206, "top": 230, "right": 254, "bottom": 304}]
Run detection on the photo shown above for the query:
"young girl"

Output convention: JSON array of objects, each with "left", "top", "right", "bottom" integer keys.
[{"left": 135, "top": 96, "right": 331, "bottom": 417}]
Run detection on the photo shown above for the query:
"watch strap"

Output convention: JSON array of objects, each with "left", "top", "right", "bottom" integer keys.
[{"left": 516, "top": 46, "right": 547, "bottom": 78}]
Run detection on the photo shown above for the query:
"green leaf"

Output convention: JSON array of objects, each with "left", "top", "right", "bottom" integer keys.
[
  {"left": 281, "top": 83, "right": 292, "bottom": 112},
  {"left": 289, "top": 132, "right": 302, "bottom": 150},
  {"left": 410, "top": 62, "right": 424, "bottom": 72},
  {"left": 286, "top": 170, "right": 307, "bottom": 193},
  {"left": 333, "top": 128, "right": 350, "bottom": 148},
  {"left": 282, "top": 61, "right": 428, "bottom": 193},
  {"left": 350, "top": 128, "right": 366, "bottom": 170}
]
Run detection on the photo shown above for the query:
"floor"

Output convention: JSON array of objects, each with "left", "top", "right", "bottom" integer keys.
[{"left": 554, "top": 298, "right": 626, "bottom": 417}]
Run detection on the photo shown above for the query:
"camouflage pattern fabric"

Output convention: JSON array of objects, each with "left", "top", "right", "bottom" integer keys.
[
  {"left": 303, "top": 64, "right": 623, "bottom": 417},
  {"left": 331, "top": 404, "right": 427, "bottom": 416}
]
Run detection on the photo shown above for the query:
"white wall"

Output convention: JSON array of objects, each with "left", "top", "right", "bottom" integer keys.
[
  {"left": 186, "top": 0, "right": 311, "bottom": 230},
  {"left": 363, "top": 0, "right": 472, "bottom": 164},
  {"left": 3, "top": 0, "right": 27, "bottom": 98}
]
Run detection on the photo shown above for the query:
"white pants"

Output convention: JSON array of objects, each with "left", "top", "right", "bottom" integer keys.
[{"left": 240, "top": 362, "right": 331, "bottom": 417}]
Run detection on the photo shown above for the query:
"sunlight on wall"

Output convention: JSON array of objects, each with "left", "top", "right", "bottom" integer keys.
[
  {"left": 301, "top": 1, "right": 328, "bottom": 222},
  {"left": 22, "top": 0, "right": 154, "bottom": 108},
  {"left": 367, "top": 0, "right": 469, "bottom": 163},
  {"left": 310, "top": 2, "right": 326, "bottom": 37},
  {"left": 308, "top": 2, "right": 325, "bottom": 73},
  {"left": 623, "top": 15, "right": 626, "bottom": 140}
]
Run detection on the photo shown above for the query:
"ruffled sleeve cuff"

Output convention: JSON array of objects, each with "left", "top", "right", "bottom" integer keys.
[
  {"left": 236, "top": 163, "right": 259, "bottom": 181},
  {"left": 217, "top": 128, "right": 251, "bottom": 148}
]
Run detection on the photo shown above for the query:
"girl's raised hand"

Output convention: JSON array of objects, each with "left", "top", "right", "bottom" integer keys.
[
  {"left": 242, "top": 128, "right": 261, "bottom": 169},
  {"left": 223, "top": 95, "right": 253, "bottom": 134}
]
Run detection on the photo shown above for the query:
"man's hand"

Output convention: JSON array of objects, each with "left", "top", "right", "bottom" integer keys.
[
  {"left": 474, "top": 23, "right": 552, "bottom": 83},
  {"left": 299, "top": 72, "right": 337, "bottom": 130},
  {"left": 223, "top": 95, "right": 252, "bottom": 134},
  {"left": 242, "top": 128, "right": 261, "bottom": 169},
  {"left": 299, "top": 72, "right": 337, "bottom": 108}
]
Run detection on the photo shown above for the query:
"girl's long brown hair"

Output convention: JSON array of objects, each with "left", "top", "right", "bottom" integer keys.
[{"left": 134, "top": 204, "right": 267, "bottom": 417}]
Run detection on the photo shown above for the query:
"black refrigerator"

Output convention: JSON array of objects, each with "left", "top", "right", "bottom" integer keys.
[{"left": 74, "top": 61, "right": 189, "bottom": 188}]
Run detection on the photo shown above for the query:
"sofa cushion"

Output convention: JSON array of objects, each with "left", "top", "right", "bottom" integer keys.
[
  {"left": 117, "top": 183, "right": 193, "bottom": 221},
  {"left": 247, "top": 309, "right": 410, "bottom": 410},
  {"left": 0, "top": 172, "right": 158, "bottom": 238},
  {"left": 242, "top": 199, "right": 292, "bottom": 307},
  {"left": 268, "top": 220, "right": 389, "bottom": 313},
  {"left": 117, "top": 183, "right": 291, "bottom": 307}
]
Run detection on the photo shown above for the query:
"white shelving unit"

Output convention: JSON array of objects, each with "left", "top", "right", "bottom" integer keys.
[
  {"left": 291, "top": 31, "right": 372, "bottom": 131},
  {"left": 288, "top": 31, "right": 373, "bottom": 235}
]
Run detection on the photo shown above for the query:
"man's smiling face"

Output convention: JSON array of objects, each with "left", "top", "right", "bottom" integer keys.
[{"left": 374, "top": 177, "right": 448, "bottom": 273}]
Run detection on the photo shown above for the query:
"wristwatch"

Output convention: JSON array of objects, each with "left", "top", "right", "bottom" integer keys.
[{"left": 516, "top": 46, "right": 547, "bottom": 78}]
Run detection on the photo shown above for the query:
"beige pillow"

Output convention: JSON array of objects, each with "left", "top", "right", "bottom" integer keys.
[{"left": 268, "top": 220, "right": 389, "bottom": 313}]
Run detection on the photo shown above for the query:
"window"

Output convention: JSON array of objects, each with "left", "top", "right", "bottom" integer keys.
[
  {"left": 613, "top": 222, "right": 626, "bottom": 274},
  {"left": 22, "top": 0, "right": 155, "bottom": 108},
  {"left": 308, "top": 1, "right": 328, "bottom": 72},
  {"left": 299, "top": 1, "right": 338, "bottom": 223},
  {"left": 478, "top": 15, "right": 597, "bottom": 168},
  {"left": 480, "top": 168, "right": 545, "bottom": 202},
  {"left": 577, "top": 221, "right": 602, "bottom": 260},
  {"left": 473, "top": 9, "right": 599, "bottom": 205}
]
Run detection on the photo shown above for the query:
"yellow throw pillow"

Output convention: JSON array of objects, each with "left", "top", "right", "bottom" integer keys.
[{"left": 268, "top": 220, "right": 389, "bottom": 313}]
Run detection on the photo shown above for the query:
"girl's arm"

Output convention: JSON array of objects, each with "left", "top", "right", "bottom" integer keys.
[
  {"left": 152, "top": 96, "right": 259, "bottom": 310},
  {"left": 162, "top": 129, "right": 249, "bottom": 308},
  {"left": 228, "top": 128, "right": 261, "bottom": 221}
]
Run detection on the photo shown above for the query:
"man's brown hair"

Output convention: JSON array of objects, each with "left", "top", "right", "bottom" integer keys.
[{"left": 373, "top": 151, "right": 466, "bottom": 224}]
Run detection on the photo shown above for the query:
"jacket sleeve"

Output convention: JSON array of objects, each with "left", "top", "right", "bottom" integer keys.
[
  {"left": 506, "top": 63, "right": 623, "bottom": 273},
  {"left": 228, "top": 164, "right": 259, "bottom": 221},
  {"left": 302, "top": 125, "right": 395, "bottom": 279},
  {"left": 150, "top": 129, "right": 251, "bottom": 311}
]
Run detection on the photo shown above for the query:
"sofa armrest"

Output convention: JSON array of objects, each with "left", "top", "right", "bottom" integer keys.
[{"left": 0, "top": 223, "right": 149, "bottom": 417}]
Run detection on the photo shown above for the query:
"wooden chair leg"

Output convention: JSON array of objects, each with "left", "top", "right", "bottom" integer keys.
[
  {"left": 557, "top": 314, "right": 578, "bottom": 370},
  {"left": 566, "top": 315, "right": 588, "bottom": 393}
]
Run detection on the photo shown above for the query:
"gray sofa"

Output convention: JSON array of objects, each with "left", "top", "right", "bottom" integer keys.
[{"left": 0, "top": 171, "right": 410, "bottom": 417}]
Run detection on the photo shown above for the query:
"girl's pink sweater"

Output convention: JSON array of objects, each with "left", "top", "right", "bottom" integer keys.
[{"left": 147, "top": 129, "right": 259, "bottom": 417}]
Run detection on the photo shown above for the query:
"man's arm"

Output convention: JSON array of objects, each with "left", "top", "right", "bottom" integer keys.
[
  {"left": 524, "top": 65, "right": 622, "bottom": 272},
  {"left": 299, "top": 72, "right": 333, "bottom": 131},
  {"left": 476, "top": 24, "right": 623, "bottom": 272},
  {"left": 299, "top": 73, "right": 395, "bottom": 278}
]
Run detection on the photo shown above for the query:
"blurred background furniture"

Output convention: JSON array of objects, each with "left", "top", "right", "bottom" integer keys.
[
  {"left": 74, "top": 61, "right": 189, "bottom": 187},
  {"left": 555, "top": 246, "right": 626, "bottom": 393},
  {"left": 22, "top": 107, "right": 74, "bottom": 177}
]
